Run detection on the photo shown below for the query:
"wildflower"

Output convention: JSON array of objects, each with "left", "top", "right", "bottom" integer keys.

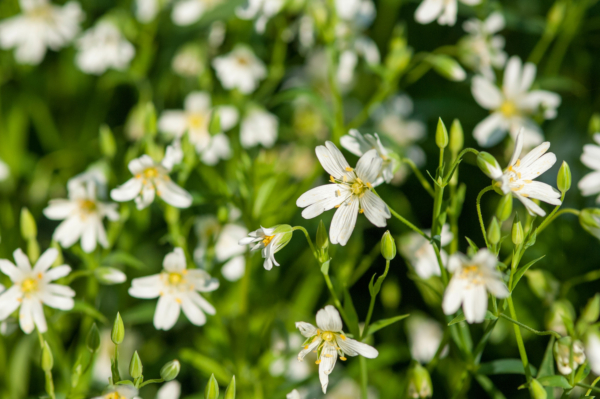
[
  {"left": 554, "top": 337, "right": 586, "bottom": 375},
  {"left": 214, "top": 224, "right": 248, "bottom": 281},
  {"left": 212, "top": 46, "right": 267, "bottom": 94},
  {"left": 0, "top": 248, "right": 75, "bottom": 334},
  {"left": 91, "top": 385, "right": 141, "bottom": 399},
  {"left": 442, "top": 249, "right": 509, "bottom": 323},
  {"left": 171, "top": 44, "right": 204, "bottom": 77},
  {"left": 296, "top": 141, "right": 391, "bottom": 246},
  {"left": 110, "top": 153, "right": 192, "bottom": 210},
  {"left": 236, "top": 0, "right": 284, "bottom": 34},
  {"left": 407, "top": 363, "right": 433, "bottom": 398},
  {"left": 406, "top": 314, "right": 447, "bottom": 363},
  {"left": 400, "top": 225, "right": 453, "bottom": 279},
  {"left": 340, "top": 129, "right": 398, "bottom": 185},
  {"left": 376, "top": 95, "right": 426, "bottom": 148},
  {"left": 0, "top": 0, "right": 83, "bottom": 65},
  {"left": 586, "top": 333, "right": 600, "bottom": 375},
  {"left": 238, "top": 225, "right": 292, "bottom": 270},
  {"left": 239, "top": 108, "right": 278, "bottom": 149},
  {"left": 471, "top": 56, "right": 561, "bottom": 147},
  {"left": 295, "top": 305, "right": 378, "bottom": 393},
  {"left": 578, "top": 133, "right": 600, "bottom": 203},
  {"left": 171, "top": 0, "right": 222, "bottom": 26},
  {"left": 75, "top": 21, "right": 135, "bottom": 75},
  {"left": 287, "top": 390, "right": 301, "bottom": 399},
  {"left": 157, "top": 380, "right": 181, "bottom": 399},
  {"left": 135, "top": 0, "right": 158, "bottom": 23},
  {"left": 128, "top": 248, "right": 219, "bottom": 330},
  {"left": 415, "top": 0, "right": 481, "bottom": 26}
]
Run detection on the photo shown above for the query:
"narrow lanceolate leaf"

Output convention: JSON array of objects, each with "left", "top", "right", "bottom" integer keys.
[
  {"left": 224, "top": 376, "right": 236, "bottom": 399},
  {"left": 511, "top": 256, "right": 545, "bottom": 291},
  {"left": 535, "top": 375, "right": 572, "bottom": 389},
  {"left": 465, "top": 236, "right": 479, "bottom": 252},
  {"left": 367, "top": 314, "right": 410, "bottom": 336},
  {"left": 205, "top": 374, "right": 219, "bottom": 399},
  {"left": 478, "top": 359, "right": 538, "bottom": 376},
  {"left": 449, "top": 311, "right": 497, "bottom": 326}
]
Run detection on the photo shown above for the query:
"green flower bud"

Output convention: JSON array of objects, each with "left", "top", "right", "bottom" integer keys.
[
  {"left": 381, "top": 231, "right": 397, "bottom": 260},
  {"left": 428, "top": 54, "right": 466, "bottom": 82},
  {"left": 581, "top": 294, "right": 600, "bottom": 324},
  {"left": 224, "top": 376, "right": 236, "bottom": 399},
  {"left": 488, "top": 217, "right": 501, "bottom": 245},
  {"left": 99, "top": 124, "right": 117, "bottom": 159},
  {"left": 129, "top": 351, "right": 143, "bottom": 379},
  {"left": 435, "top": 118, "right": 448, "bottom": 149},
  {"left": 407, "top": 363, "right": 432, "bottom": 398},
  {"left": 557, "top": 161, "right": 571, "bottom": 193},
  {"left": 579, "top": 208, "right": 600, "bottom": 240},
  {"left": 589, "top": 113, "right": 600, "bottom": 134},
  {"left": 86, "top": 323, "right": 101, "bottom": 353},
  {"left": 111, "top": 312, "right": 125, "bottom": 345},
  {"left": 511, "top": 215, "right": 524, "bottom": 246},
  {"left": 209, "top": 110, "right": 221, "bottom": 135},
  {"left": 20, "top": 207, "right": 37, "bottom": 240},
  {"left": 95, "top": 267, "right": 127, "bottom": 285},
  {"left": 496, "top": 194, "right": 513, "bottom": 222},
  {"left": 41, "top": 341, "right": 53, "bottom": 372},
  {"left": 160, "top": 360, "right": 180, "bottom": 381},
  {"left": 205, "top": 373, "right": 219, "bottom": 399},
  {"left": 477, "top": 152, "right": 502, "bottom": 180},
  {"left": 529, "top": 379, "right": 547, "bottom": 399},
  {"left": 449, "top": 119, "right": 463, "bottom": 153}
]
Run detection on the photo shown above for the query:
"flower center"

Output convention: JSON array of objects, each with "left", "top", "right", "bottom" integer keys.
[
  {"left": 143, "top": 167, "right": 159, "bottom": 179},
  {"left": 168, "top": 272, "right": 184, "bottom": 286},
  {"left": 27, "top": 5, "right": 52, "bottom": 21},
  {"left": 21, "top": 278, "right": 38, "bottom": 294},
  {"left": 236, "top": 55, "right": 250, "bottom": 66},
  {"left": 321, "top": 331, "right": 335, "bottom": 342},
  {"left": 105, "top": 393, "right": 124, "bottom": 399},
  {"left": 262, "top": 235, "right": 275, "bottom": 246},
  {"left": 187, "top": 113, "right": 206, "bottom": 130},
  {"left": 460, "top": 265, "right": 484, "bottom": 284},
  {"left": 351, "top": 178, "right": 370, "bottom": 197},
  {"left": 500, "top": 101, "right": 518, "bottom": 117},
  {"left": 79, "top": 199, "right": 97, "bottom": 214}
]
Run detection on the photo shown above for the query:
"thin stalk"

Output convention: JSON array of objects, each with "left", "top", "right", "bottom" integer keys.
[
  {"left": 579, "top": 382, "right": 600, "bottom": 394},
  {"left": 537, "top": 207, "right": 579, "bottom": 234},
  {"left": 327, "top": 47, "right": 345, "bottom": 142},
  {"left": 476, "top": 186, "right": 495, "bottom": 249},
  {"left": 292, "top": 226, "right": 318, "bottom": 259},
  {"left": 359, "top": 357, "right": 368, "bottom": 399},
  {"left": 432, "top": 244, "right": 449, "bottom": 285},
  {"left": 561, "top": 269, "right": 600, "bottom": 298},
  {"left": 499, "top": 314, "right": 561, "bottom": 339},
  {"left": 362, "top": 260, "right": 390, "bottom": 339},
  {"left": 585, "top": 376, "right": 600, "bottom": 395},
  {"left": 443, "top": 148, "right": 479, "bottom": 185},
  {"left": 372, "top": 188, "right": 430, "bottom": 240},
  {"left": 404, "top": 158, "right": 435, "bottom": 197},
  {"left": 506, "top": 296, "right": 532, "bottom": 384},
  {"left": 323, "top": 273, "right": 351, "bottom": 327}
]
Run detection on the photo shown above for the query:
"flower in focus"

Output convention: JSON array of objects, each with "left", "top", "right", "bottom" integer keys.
[
  {"left": 442, "top": 249, "right": 508, "bottom": 323},
  {"left": 0, "top": 158, "right": 9, "bottom": 181},
  {"left": 91, "top": 385, "right": 141, "bottom": 399},
  {"left": 212, "top": 46, "right": 267, "bottom": 94},
  {"left": 296, "top": 305, "right": 378, "bottom": 393},
  {"left": 238, "top": 225, "right": 292, "bottom": 270},
  {"left": 554, "top": 337, "right": 586, "bottom": 375},
  {"left": 296, "top": 141, "right": 391, "bottom": 246},
  {"left": 236, "top": 0, "right": 284, "bottom": 34},
  {"left": 128, "top": 247, "right": 219, "bottom": 330},
  {"left": 75, "top": 21, "right": 135, "bottom": 75},
  {"left": 340, "top": 129, "right": 399, "bottom": 185},
  {"left": 415, "top": 0, "right": 481, "bottom": 26},
  {"left": 400, "top": 225, "right": 453, "bottom": 280},
  {"left": 406, "top": 314, "right": 448, "bottom": 363},
  {"left": 240, "top": 108, "right": 279, "bottom": 149},
  {"left": 0, "top": 0, "right": 84, "bottom": 65},
  {"left": 578, "top": 133, "right": 600, "bottom": 203},
  {"left": 157, "top": 380, "right": 181, "bottom": 399},
  {"left": 471, "top": 56, "right": 561, "bottom": 148},
  {"left": 458, "top": 12, "right": 507, "bottom": 80},
  {"left": 0, "top": 248, "right": 75, "bottom": 334},
  {"left": 171, "top": 0, "right": 222, "bottom": 26},
  {"left": 110, "top": 153, "right": 192, "bottom": 210}
]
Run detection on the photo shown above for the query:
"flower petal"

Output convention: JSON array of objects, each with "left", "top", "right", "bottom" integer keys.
[
  {"left": 329, "top": 197, "right": 359, "bottom": 246},
  {"left": 316, "top": 305, "right": 343, "bottom": 332},
  {"left": 315, "top": 142, "right": 352, "bottom": 179},
  {"left": 111, "top": 178, "right": 143, "bottom": 202},
  {"left": 44, "top": 265, "right": 72, "bottom": 281},
  {"left": 337, "top": 336, "right": 379, "bottom": 358},
  {"left": 156, "top": 179, "right": 192, "bottom": 209},
  {"left": 296, "top": 321, "right": 318, "bottom": 337},
  {"left": 318, "top": 343, "right": 338, "bottom": 393},
  {"left": 360, "top": 191, "right": 390, "bottom": 227},
  {"left": 471, "top": 76, "right": 503, "bottom": 110},
  {"left": 180, "top": 295, "right": 207, "bottom": 326},
  {"left": 473, "top": 113, "right": 508, "bottom": 147},
  {"left": 154, "top": 295, "right": 181, "bottom": 330},
  {"left": 355, "top": 149, "right": 382, "bottom": 184}
]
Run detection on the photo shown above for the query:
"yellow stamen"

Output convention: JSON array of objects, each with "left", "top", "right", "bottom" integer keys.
[
  {"left": 335, "top": 204, "right": 341, "bottom": 208},
  {"left": 359, "top": 209, "right": 364, "bottom": 214},
  {"left": 340, "top": 334, "right": 347, "bottom": 341},
  {"left": 500, "top": 101, "right": 518, "bottom": 117},
  {"left": 345, "top": 167, "right": 353, "bottom": 172},
  {"left": 144, "top": 167, "right": 158, "bottom": 179},
  {"left": 330, "top": 175, "right": 336, "bottom": 183},
  {"left": 340, "top": 356, "right": 347, "bottom": 361},
  {"left": 336, "top": 190, "right": 341, "bottom": 197},
  {"left": 262, "top": 235, "right": 275, "bottom": 246},
  {"left": 168, "top": 272, "right": 183, "bottom": 285},
  {"left": 322, "top": 332, "right": 335, "bottom": 342},
  {"left": 175, "top": 298, "right": 182, "bottom": 304},
  {"left": 524, "top": 180, "right": 533, "bottom": 184},
  {"left": 366, "top": 182, "right": 373, "bottom": 189},
  {"left": 324, "top": 354, "right": 333, "bottom": 358},
  {"left": 21, "top": 278, "right": 38, "bottom": 294},
  {"left": 516, "top": 159, "right": 521, "bottom": 167},
  {"left": 315, "top": 359, "right": 321, "bottom": 364},
  {"left": 342, "top": 175, "right": 348, "bottom": 182}
]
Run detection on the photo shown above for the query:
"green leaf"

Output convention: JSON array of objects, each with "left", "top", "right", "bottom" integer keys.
[
  {"left": 478, "top": 359, "right": 537, "bottom": 375},
  {"left": 536, "top": 375, "right": 572, "bottom": 389},
  {"left": 368, "top": 273, "right": 377, "bottom": 296},
  {"left": 224, "top": 376, "right": 236, "bottom": 399},
  {"left": 574, "top": 363, "right": 591, "bottom": 384},
  {"left": 474, "top": 374, "right": 507, "bottom": 399},
  {"left": 367, "top": 314, "right": 410, "bottom": 336},
  {"left": 512, "top": 256, "right": 545, "bottom": 291},
  {"left": 537, "top": 337, "right": 556, "bottom": 399},
  {"left": 102, "top": 251, "right": 145, "bottom": 270},
  {"left": 343, "top": 288, "right": 360, "bottom": 339},
  {"left": 252, "top": 177, "right": 277, "bottom": 219},
  {"left": 465, "top": 236, "right": 479, "bottom": 252},
  {"left": 68, "top": 301, "right": 108, "bottom": 324},
  {"left": 449, "top": 311, "right": 497, "bottom": 326},
  {"left": 180, "top": 349, "right": 232, "bottom": 385}
]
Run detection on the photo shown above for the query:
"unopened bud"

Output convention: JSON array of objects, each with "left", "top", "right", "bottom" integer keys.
[
  {"left": 512, "top": 215, "right": 524, "bottom": 246},
  {"left": 20, "top": 207, "right": 37, "bottom": 240},
  {"left": 581, "top": 294, "right": 600, "bottom": 324},
  {"left": 224, "top": 376, "right": 236, "bottom": 399},
  {"left": 209, "top": 110, "right": 221, "bottom": 135},
  {"left": 589, "top": 113, "right": 600, "bottom": 134},
  {"left": 496, "top": 194, "right": 513, "bottom": 222},
  {"left": 488, "top": 217, "right": 501, "bottom": 245},
  {"left": 99, "top": 124, "right": 117, "bottom": 159},
  {"left": 579, "top": 208, "right": 600, "bottom": 240},
  {"left": 381, "top": 231, "right": 397, "bottom": 260},
  {"left": 477, "top": 152, "right": 502, "bottom": 180},
  {"left": 205, "top": 373, "right": 219, "bottom": 399},
  {"left": 41, "top": 341, "right": 53, "bottom": 372},
  {"left": 407, "top": 363, "right": 432, "bottom": 398},
  {"left": 557, "top": 161, "right": 571, "bottom": 193},
  {"left": 429, "top": 54, "right": 466, "bottom": 82},
  {"left": 129, "top": 351, "right": 143, "bottom": 379},
  {"left": 545, "top": 299, "right": 575, "bottom": 336},
  {"left": 449, "top": 119, "right": 463, "bottom": 153},
  {"left": 435, "top": 118, "right": 448, "bottom": 149},
  {"left": 160, "top": 360, "right": 181, "bottom": 381},
  {"left": 529, "top": 379, "right": 547, "bottom": 399},
  {"left": 95, "top": 267, "right": 127, "bottom": 285},
  {"left": 111, "top": 312, "right": 125, "bottom": 345},
  {"left": 86, "top": 323, "right": 101, "bottom": 353}
]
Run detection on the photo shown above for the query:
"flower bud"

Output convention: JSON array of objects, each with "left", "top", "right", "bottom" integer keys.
[
  {"left": 129, "top": 351, "right": 143, "bottom": 379},
  {"left": 406, "top": 363, "right": 432, "bottom": 398},
  {"left": 581, "top": 294, "right": 600, "bottom": 324},
  {"left": 86, "top": 323, "right": 101, "bottom": 353},
  {"left": 557, "top": 161, "right": 571, "bottom": 193},
  {"left": 435, "top": 118, "right": 448, "bottom": 149},
  {"left": 20, "top": 207, "right": 37, "bottom": 240},
  {"left": 529, "top": 379, "right": 547, "bottom": 399},
  {"left": 589, "top": 113, "right": 600, "bottom": 134},
  {"left": 428, "top": 54, "right": 466, "bottom": 82},
  {"left": 205, "top": 373, "right": 219, "bottom": 399},
  {"left": 381, "top": 231, "right": 397, "bottom": 260},
  {"left": 496, "top": 194, "right": 513, "bottom": 222},
  {"left": 476, "top": 152, "right": 502, "bottom": 180},
  {"left": 579, "top": 208, "right": 600, "bottom": 240},
  {"left": 41, "top": 341, "right": 53, "bottom": 372},
  {"left": 160, "top": 360, "right": 181, "bottom": 381},
  {"left": 99, "top": 124, "right": 117, "bottom": 159},
  {"left": 554, "top": 337, "right": 586, "bottom": 375},
  {"left": 111, "top": 312, "right": 125, "bottom": 345},
  {"left": 95, "top": 267, "right": 127, "bottom": 285},
  {"left": 488, "top": 217, "right": 501, "bottom": 245},
  {"left": 209, "top": 110, "right": 221, "bottom": 135},
  {"left": 511, "top": 215, "right": 524, "bottom": 246},
  {"left": 449, "top": 119, "right": 463, "bottom": 153},
  {"left": 224, "top": 376, "right": 236, "bottom": 399}
]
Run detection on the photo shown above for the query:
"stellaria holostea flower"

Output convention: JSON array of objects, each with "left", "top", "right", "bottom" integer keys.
[
  {"left": 128, "top": 248, "right": 219, "bottom": 330},
  {"left": 91, "top": 385, "right": 141, "bottom": 399},
  {"left": 296, "top": 305, "right": 378, "bottom": 393},
  {"left": 238, "top": 225, "right": 292, "bottom": 270},
  {"left": 75, "top": 21, "right": 135, "bottom": 75},
  {"left": 340, "top": 129, "right": 398, "bottom": 185},
  {"left": 578, "top": 133, "right": 600, "bottom": 203},
  {"left": 586, "top": 333, "right": 600, "bottom": 375},
  {"left": 415, "top": 0, "right": 481, "bottom": 26},
  {"left": 286, "top": 390, "right": 301, "bottom": 399},
  {"left": 157, "top": 380, "right": 181, "bottom": 399},
  {"left": 400, "top": 224, "right": 453, "bottom": 279},
  {"left": 239, "top": 108, "right": 278, "bottom": 149},
  {"left": 554, "top": 337, "right": 585, "bottom": 375},
  {"left": 171, "top": 0, "right": 222, "bottom": 26},
  {"left": 236, "top": 0, "right": 284, "bottom": 34},
  {"left": 0, "top": 248, "right": 75, "bottom": 334},
  {"left": 212, "top": 46, "right": 267, "bottom": 94},
  {"left": 406, "top": 314, "right": 448, "bottom": 363}
]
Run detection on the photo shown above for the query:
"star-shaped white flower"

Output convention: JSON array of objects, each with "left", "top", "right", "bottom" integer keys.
[
  {"left": 110, "top": 153, "right": 192, "bottom": 210},
  {"left": 400, "top": 224, "right": 453, "bottom": 279},
  {"left": 128, "top": 248, "right": 219, "bottom": 330},
  {"left": 296, "top": 141, "right": 391, "bottom": 246},
  {"left": 586, "top": 333, "right": 600, "bottom": 376},
  {"left": 340, "top": 129, "right": 398, "bottom": 185},
  {"left": 238, "top": 225, "right": 292, "bottom": 270},
  {"left": 212, "top": 46, "right": 267, "bottom": 94},
  {"left": 157, "top": 381, "right": 181, "bottom": 399},
  {"left": 579, "top": 133, "right": 600, "bottom": 203},
  {"left": 415, "top": 0, "right": 481, "bottom": 26},
  {"left": 75, "top": 21, "right": 135, "bottom": 75},
  {"left": 236, "top": 0, "right": 284, "bottom": 33},
  {"left": 406, "top": 314, "right": 447, "bottom": 364},
  {"left": 44, "top": 177, "right": 119, "bottom": 253},
  {"left": 0, "top": 0, "right": 84, "bottom": 65},
  {"left": 442, "top": 249, "right": 509, "bottom": 323},
  {"left": 171, "top": 0, "right": 222, "bottom": 26},
  {"left": 239, "top": 108, "right": 278, "bottom": 149},
  {"left": 91, "top": 385, "right": 141, "bottom": 399},
  {"left": 0, "top": 248, "right": 75, "bottom": 334},
  {"left": 471, "top": 56, "right": 561, "bottom": 148},
  {"left": 296, "top": 305, "right": 378, "bottom": 393}
]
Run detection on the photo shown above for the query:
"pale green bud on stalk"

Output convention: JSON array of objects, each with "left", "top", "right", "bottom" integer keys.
[
  {"left": 20, "top": 207, "right": 37, "bottom": 240},
  {"left": 224, "top": 376, "right": 236, "bottom": 399},
  {"left": 428, "top": 54, "right": 466, "bottom": 82},
  {"left": 381, "top": 231, "right": 397, "bottom": 260},
  {"left": 581, "top": 294, "right": 600, "bottom": 324},
  {"left": 529, "top": 379, "right": 547, "bottom": 399},
  {"left": 512, "top": 215, "right": 524, "bottom": 246},
  {"left": 95, "top": 267, "right": 127, "bottom": 285},
  {"left": 316, "top": 220, "right": 329, "bottom": 263},
  {"left": 86, "top": 323, "right": 101, "bottom": 353},
  {"left": 476, "top": 152, "right": 502, "bottom": 181},
  {"left": 406, "top": 363, "right": 432, "bottom": 398},
  {"left": 557, "top": 161, "right": 571, "bottom": 193},
  {"left": 488, "top": 217, "right": 501, "bottom": 246},
  {"left": 208, "top": 111, "right": 221, "bottom": 135},
  {"left": 449, "top": 119, "right": 463, "bottom": 154},
  {"left": 496, "top": 194, "right": 513, "bottom": 222},
  {"left": 129, "top": 351, "right": 143, "bottom": 379},
  {"left": 111, "top": 312, "right": 125, "bottom": 345},
  {"left": 579, "top": 208, "right": 600, "bottom": 240},
  {"left": 99, "top": 124, "right": 117, "bottom": 159},
  {"left": 205, "top": 373, "right": 219, "bottom": 399},
  {"left": 589, "top": 113, "right": 600, "bottom": 134},
  {"left": 435, "top": 118, "right": 448, "bottom": 149},
  {"left": 41, "top": 341, "right": 54, "bottom": 372},
  {"left": 160, "top": 360, "right": 180, "bottom": 381}
]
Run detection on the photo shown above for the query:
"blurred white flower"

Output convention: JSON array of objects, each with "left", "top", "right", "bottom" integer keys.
[
  {"left": 93, "top": 329, "right": 139, "bottom": 383},
  {"left": 92, "top": 386, "right": 141, "bottom": 399},
  {"left": 158, "top": 91, "right": 238, "bottom": 165},
  {"left": 208, "top": 21, "right": 226, "bottom": 48},
  {"left": 471, "top": 56, "right": 561, "bottom": 148},
  {"left": 340, "top": 129, "right": 398, "bottom": 185},
  {"left": 337, "top": 49, "right": 358, "bottom": 86},
  {"left": 76, "top": 21, "right": 135, "bottom": 75},
  {"left": 270, "top": 333, "right": 311, "bottom": 381},
  {"left": 172, "top": 44, "right": 204, "bottom": 77},
  {"left": 586, "top": 333, "right": 600, "bottom": 375},
  {"left": 406, "top": 314, "right": 447, "bottom": 363},
  {"left": 240, "top": 108, "right": 278, "bottom": 149},
  {"left": 415, "top": 0, "right": 481, "bottom": 26},
  {"left": 236, "top": 0, "right": 284, "bottom": 34},
  {"left": 296, "top": 305, "right": 378, "bottom": 393},
  {"left": 171, "top": 0, "right": 222, "bottom": 26},
  {"left": 135, "top": 0, "right": 159, "bottom": 23},
  {"left": 215, "top": 224, "right": 248, "bottom": 281},
  {"left": 442, "top": 249, "right": 508, "bottom": 323},
  {"left": 110, "top": 154, "right": 192, "bottom": 210},
  {"left": 128, "top": 247, "right": 219, "bottom": 330},
  {"left": 335, "top": 0, "right": 375, "bottom": 30},
  {"left": 296, "top": 142, "right": 390, "bottom": 246},
  {"left": 578, "top": 133, "right": 600, "bottom": 203},
  {"left": 212, "top": 46, "right": 267, "bottom": 94},
  {"left": 458, "top": 12, "right": 507, "bottom": 80},
  {"left": 0, "top": 159, "right": 9, "bottom": 181},
  {"left": 157, "top": 380, "right": 181, "bottom": 399},
  {"left": 555, "top": 338, "right": 585, "bottom": 375},
  {"left": 328, "top": 378, "right": 378, "bottom": 399},
  {"left": 287, "top": 390, "right": 301, "bottom": 399},
  {"left": 44, "top": 177, "right": 119, "bottom": 253},
  {"left": 239, "top": 225, "right": 291, "bottom": 270},
  {"left": 400, "top": 224, "right": 453, "bottom": 279},
  {"left": 376, "top": 95, "right": 426, "bottom": 147},
  {"left": 0, "top": 0, "right": 84, "bottom": 65},
  {"left": 0, "top": 248, "right": 75, "bottom": 334}
]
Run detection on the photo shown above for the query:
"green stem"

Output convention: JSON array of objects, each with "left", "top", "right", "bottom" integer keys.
[
  {"left": 585, "top": 376, "right": 600, "bottom": 395},
  {"left": 359, "top": 357, "right": 368, "bottom": 399},
  {"left": 322, "top": 273, "right": 352, "bottom": 328},
  {"left": 327, "top": 47, "right": 345, "bottom": 142},
  {"left": 506, "top": 296, "right": 532, "bottom": 384},
  {"left": 432, "top": 244, "right": 449, "bottom": 285},
  {"left": 403, "top": 158, "right": 435, "bottom": 197},
  {"left": 476, "top": 186, "right": 495, "bottom": 249},
  {"left": 578, "top": 382, "right": 600, "bottom": 394},
  {"left": 372, "top": 189, "right": 430, "bottom": 240},
  {"left": 292, "top": 226, "right": 318, "bottom": 259},
  {"left": 443, "top": 148, "right": 479, "bottom": 185},
  {"left": 361, "top": 260, "right": 390, "bottom": 339},
  {"left": 561, "top": 269, "right": 600, "bottom": 298},
  {"left": 536, "top": 207, "right": 579, "bottom": 234},
  {"left": 528, "top": 31, "right": 555, "bottom": 65},
  {"left": 499, "top": 314, "right": 561, "bottom": 339}
]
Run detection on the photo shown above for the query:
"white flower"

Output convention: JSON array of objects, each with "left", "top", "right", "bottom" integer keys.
[
  {"left": 240, "top": 108, "right": 278, "bottom": 149},
  {"left": 212, "top": 46, "right": 267, "bottom": 94},
  {"left": 442, "top": 249, "right": 509, "bottom": 323},
  {"left": 578, "top": 133, "right": 600, "bottom": 203},
  {"left": 171, "top": 0, "right": 222, "bottom": 26},
  {"left": 471, "top": 56, "right": 561, "bottom": 148},
  {"left": 171, "top": 44, "right": 204, "bottom": 77},
  {"left": 135, "top": 0, "right": 159, "bottom": 23},
  {"left": 586, "top": 333, "right": 600, "bottom": 375},
  {"left": 0, "top": 158, "right": 9, "bottom": 181},
  {"left": 158, "top": 91, "right": 238, "bottom": 165},
  {"left": 406, "top": 314, "right": 447, "bottom": 363},
  {"left": 400, "top": 224, "right": 453, "bottom": 279},
  {"left": 296, "top": 141, "right": 391, "bottom": 246},
  {"left": 458, "top": 12, "right": 507, "bottom": 80},
  {"left": 488, "top": 131, "right": 562, "bottom": 217},
  {"left": 157, "top": 380, "right": 181, "bottom": 399},
  {"left": 376, "top": 95, "right": 426, "bottom": 147},
  {"left": 0, "top": 248, "right": 75, "bottom": 334},
  {"left": 215, "top": 224, "right": 248, "bottom": 281},
  {"left": 287, "top": 390, "right": 301, "bottom": 399},
  {"left": 75, "top": 21, "right": 135, "bottom": 75},
  {"left": 555, "top": 338, "right": 586, "bottom": 375},
  {"left": 91, "top": 385, "right": 141, "bottom": 399},
  {"left": 415, "top": 0, "right": 481, "bottom": 26},
  {"left": 295, "top": 305, "right": 378, "bottom": 393},
  {"left": 44, "top": 178, "right": 118, "bottom": 253},
  {"left": 236, "top": 0, "right": 284, "bottom": 33},
  {"left": 238, "top": 225, "right": 292, "bottom": 270},
  {"left": 0, "top": 0, "right": 84, "bottom": 65},
  {"left": 328, "top": 378, "right": 377, "bottom": 399},
  {"left": 128, "top": 247, "right": 219, "bottom": 330},
  {"left": 340, "top": 129, "right": 398, "bottom": 185},
  {"left": 110, "top": 154, "right": 192, "bottom": 210}
]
